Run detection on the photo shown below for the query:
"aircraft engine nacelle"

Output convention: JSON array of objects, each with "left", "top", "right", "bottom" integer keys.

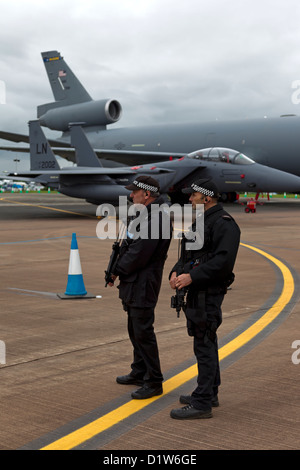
[{"left": 38, "top": 99, "right": 122, "bottom": 131}]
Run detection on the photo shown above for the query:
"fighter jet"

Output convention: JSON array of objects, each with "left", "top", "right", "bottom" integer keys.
[
  {"left": 8, "top": 120, "right": 300, "bottom": 205},
  {"left": 1, "top": 49, "right": 300, "bottom": 191}
]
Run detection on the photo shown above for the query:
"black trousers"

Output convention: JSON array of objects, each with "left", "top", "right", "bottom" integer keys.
[
  {"left": 126, "top": 306, "right": 163, "bottom": 384},
  {"left": 190, "top": 293, "right": 224, "bottom": 411}
]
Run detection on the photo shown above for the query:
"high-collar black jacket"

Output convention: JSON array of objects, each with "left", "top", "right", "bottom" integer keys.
[
  {"left": 114, "top": 196, "right": 172, "bottom": 308},
  {"left": 171, "top": 203, "right": 241, "bottom": 293}
]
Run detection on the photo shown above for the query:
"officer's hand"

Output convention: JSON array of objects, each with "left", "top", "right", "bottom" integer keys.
[
  {"left": 108, "top": 274, "right": 117, "bottom": 287},
  {"left": 175, "top": 273, "right": 192, "bottom": 290},
  {"left": 169, "top": 272, "right": 177, "bottom": 290}
]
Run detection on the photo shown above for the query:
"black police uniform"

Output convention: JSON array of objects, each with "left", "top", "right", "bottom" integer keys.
[
  {"left": 114, "top": 195, "right": 172, "bottom": 387},
  {"left": 170, "top": 202, "right": 240, "bottom": 411}
]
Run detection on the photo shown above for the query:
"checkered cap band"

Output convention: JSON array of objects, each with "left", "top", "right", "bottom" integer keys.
[
  {"left": 133, "top": 180, "right": 159, "bottom": 193},
  {"left": 191, "top": 183, "right": 215, "bottom": 197}
]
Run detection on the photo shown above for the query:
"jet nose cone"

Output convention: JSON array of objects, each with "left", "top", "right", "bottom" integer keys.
[{"left": 255, "top": 165, "right": 300, "bottom": 193}]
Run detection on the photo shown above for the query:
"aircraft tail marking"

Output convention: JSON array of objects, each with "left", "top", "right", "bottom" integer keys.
[
  {"left": 38, "top": 50, "right": 92, "bottom": 117},
  {"left": 29, "top": 120, "right": 60, "bottom": 171}
]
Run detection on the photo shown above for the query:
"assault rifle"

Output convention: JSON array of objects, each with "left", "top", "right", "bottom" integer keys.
[
  {"left": 104, "top": 221, "right": 127, "bottom": 287},
  {"left": 171, "top": 233, "right": 187, "bottom": 317}
]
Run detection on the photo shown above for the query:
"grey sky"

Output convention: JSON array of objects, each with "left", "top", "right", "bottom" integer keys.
[{"left": 1, "top": 0, "right": 300, "bottom": 171}]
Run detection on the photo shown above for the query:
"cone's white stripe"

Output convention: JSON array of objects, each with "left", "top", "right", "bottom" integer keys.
[{"left": 68, "top": 249, "right": 83, "bottom": 275}]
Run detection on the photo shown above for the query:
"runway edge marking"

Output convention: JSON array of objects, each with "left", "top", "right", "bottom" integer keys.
[{"left": 40, "top": 242, "right": 295, "bottom": 450}]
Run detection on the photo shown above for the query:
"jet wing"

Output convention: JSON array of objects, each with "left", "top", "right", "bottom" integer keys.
[
  {"left": 0, "top": 145, "right": 72, "bottom": 155},
  {"left": 0, "top": 143, "right": 185, "bottom": 165},
  {"left": 0, "top": 130, "right": 30, "bottom": 144},
  {"left": 0, "top": 145, "right": 30, "bottom": 152},
  {"left": 0, "top": 130, "right": 70, "bottom": 148},
  {"left": 9, "top": 166, "right": 174, "bottom": 177}
]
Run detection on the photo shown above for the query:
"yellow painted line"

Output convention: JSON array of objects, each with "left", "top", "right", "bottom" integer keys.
[
  {"left": 41, "top": 243, "right": 295, "bottom": 450},
  {"left": 220, "top": 243, "right": 294, "bottom": 359},
  {"left": 0, "top": 197, "right": 96, "bottom": 219}
]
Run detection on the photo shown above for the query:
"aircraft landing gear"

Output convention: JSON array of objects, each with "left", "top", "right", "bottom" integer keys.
[{"left": 220, "top": 191, "right": 238, "bottom": 203}]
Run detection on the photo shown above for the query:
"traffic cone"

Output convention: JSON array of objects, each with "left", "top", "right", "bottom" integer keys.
[{"left": 58, "top": 233, "right": 95, "bottom": 299}]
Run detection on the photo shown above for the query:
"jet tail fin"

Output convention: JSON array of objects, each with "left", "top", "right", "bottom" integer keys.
[
  {"left": 37, "top": 50, "right": 92, "bottom": 117},
  {"left": 70, "top": 124, "right": 102, "bottom": 168},
  {"left": 29, "top": 120, "right": 60, "bottom": 171}
]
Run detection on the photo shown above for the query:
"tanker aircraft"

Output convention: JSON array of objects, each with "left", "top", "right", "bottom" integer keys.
[{"left": 7, "top": 120, "right": 300, "bottom": 206}]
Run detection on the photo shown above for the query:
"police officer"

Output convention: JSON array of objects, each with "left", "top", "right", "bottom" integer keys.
[
  {"left": 169, "top": 178, "right": 240, "bottom": 419},
  {"left": 109, "top": 176, "right": 172, "bottom": 399}
]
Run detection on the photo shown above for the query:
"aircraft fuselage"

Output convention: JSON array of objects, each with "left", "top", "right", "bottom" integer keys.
[{"left": 78, "top": 115, "right": 300, "bottom": 177}]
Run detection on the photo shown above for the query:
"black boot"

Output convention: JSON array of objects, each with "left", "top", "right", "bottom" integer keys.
[
  {"left": 179, "top": 394, "right": 219, "bottom": 407},
  {"left": 131, "top": 383, "right": 163, "bottom": 399},
  {"left": 170, "top": 404, "right": 212, "bottom": 420}
]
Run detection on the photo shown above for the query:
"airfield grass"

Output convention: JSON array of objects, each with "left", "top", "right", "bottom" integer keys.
[
  {"left": 1, "top": 189, "right": 298, "bottom": 199},
  {"left": 240, "top": 192, "right": 298, "bottom": 198}
]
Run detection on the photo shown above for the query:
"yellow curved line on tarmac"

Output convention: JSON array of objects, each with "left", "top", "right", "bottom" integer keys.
[
  {"left": 219, "top": 243, "right": 294, "bottom": 358},
  {"left": 41, "top": 242, "right": 295, "bottom": 450}
]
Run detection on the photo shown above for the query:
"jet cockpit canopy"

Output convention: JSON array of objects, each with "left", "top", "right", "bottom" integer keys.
[{"left": 186, "top": 147, "right": 255, "bottom": 165}]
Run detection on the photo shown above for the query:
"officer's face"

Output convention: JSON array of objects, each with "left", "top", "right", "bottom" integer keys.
[
  {"left": 130, "top": 189, "right": 148, "bottom": 205},
  {"left": 189, "top": 192, "right": 206, "bottom": 209}
]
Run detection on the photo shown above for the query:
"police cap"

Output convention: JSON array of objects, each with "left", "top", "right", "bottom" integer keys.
[
  {"left": 125, "top": 175, "right": 160, "bottom": 194},
  {"left": 182, "top": 178, "right": 219, "bottom": 197}
]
